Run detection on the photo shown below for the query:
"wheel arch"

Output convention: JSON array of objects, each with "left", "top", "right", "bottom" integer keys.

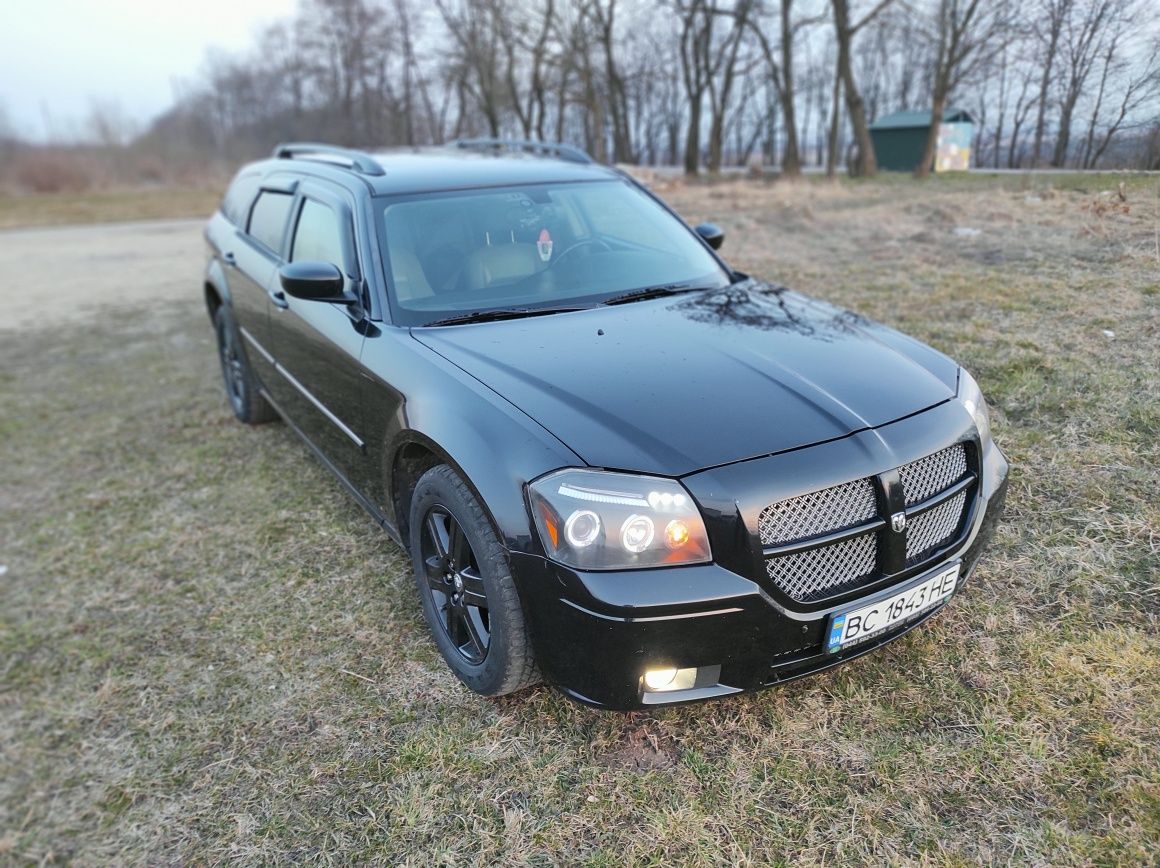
[
  {"left": 388, "top": 431, "right": 514, "bottom": 549},
  {"left": 204, "top": 259, "right": 232, "bottom": 323}
]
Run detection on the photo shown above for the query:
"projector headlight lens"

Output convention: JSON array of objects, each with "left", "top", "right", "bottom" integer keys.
[
  {"left": 564, "top": 510, "right": 601, "bottom": 548},
  {"left": 529, "top": 469, "right": 712, "bottom": 570}
]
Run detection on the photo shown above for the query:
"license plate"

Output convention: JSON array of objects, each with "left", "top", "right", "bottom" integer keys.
[{"left": 826, "top": 562, "right": 960, "bottom": 654}]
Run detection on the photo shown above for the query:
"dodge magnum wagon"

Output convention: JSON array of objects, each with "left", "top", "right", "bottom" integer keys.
[{"left": 203, "top": 139, "right": 1009, "bottom": 709}]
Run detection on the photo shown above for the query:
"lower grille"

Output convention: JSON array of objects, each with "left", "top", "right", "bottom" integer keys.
[
  {"left": 759, "top": 442, "right": 975, "bottom": 604},
  {"left": 765, "top": 533, "right": 877, "bottom": 603}
]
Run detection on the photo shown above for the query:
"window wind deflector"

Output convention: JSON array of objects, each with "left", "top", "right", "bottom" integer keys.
[
  {"left": 601, "top": 283, "right": 713, "bottom": 306},
  {"left": 422, "top": 306, "right": 587, "bottom": 327}
]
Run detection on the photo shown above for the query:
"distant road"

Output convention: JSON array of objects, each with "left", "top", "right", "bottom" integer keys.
[
  {"left": 646, "top": 164, "right": 1159, "bottom": 178},
  {"left": 0, "top": 218, "right": 202, "bottom": 331}
]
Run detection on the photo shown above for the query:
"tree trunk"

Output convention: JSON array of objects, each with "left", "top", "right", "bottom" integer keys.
[
  {"left": 1051, "top": 97, "right": 1077, "bottom": 166},
  {"left": 915, "top": 92, "right": 946, "bottom": 178},
  {"left": 832, "top": 0, "right": 877, "bottom": 177},
  {"left": 779, "top": 2, "right": 802, "bottom": 177},
  {"left": 1031, "top": 4, "right": 1063, "bottom": 169},
  {"left": 825, "top": 65, "right": 841, "bottom": 178},
  {"left": 684, "top": 100, "right": 701, "bottom": 175},
  {"left": 1080, "top": 47, "right": 1112, "bottom": 168}
]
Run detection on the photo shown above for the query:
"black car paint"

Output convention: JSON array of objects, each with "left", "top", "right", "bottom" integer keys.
[
  {"left": 203, "top": 147, "right": 1009, "bottom": 710},
  {"left": 412, "top": 286, "right": 960, "bottom": 476}
]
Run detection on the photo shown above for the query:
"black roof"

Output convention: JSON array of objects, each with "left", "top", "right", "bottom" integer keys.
[{"left": 260, "top": 141, "right": 620, "bottom": 195}]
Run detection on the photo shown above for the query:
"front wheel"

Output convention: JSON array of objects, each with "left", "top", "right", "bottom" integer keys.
[{"left": 409, "top": 464, "right": 539, "bottom": 697}]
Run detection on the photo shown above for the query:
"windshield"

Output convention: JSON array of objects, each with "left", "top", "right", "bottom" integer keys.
[{"left": 376, "top": 179, "right": 731, "bottom": 325}]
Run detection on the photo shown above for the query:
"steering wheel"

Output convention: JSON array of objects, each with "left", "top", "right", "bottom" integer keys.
[{"left": 551, "top": 237, "right": 612, "bottom": 265}]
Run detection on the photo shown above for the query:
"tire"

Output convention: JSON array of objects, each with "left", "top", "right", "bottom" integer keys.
[
  {"left": 213, "top": 304, "right": 277, "bottom": 425},
  {"left": 409, "top": 464, "right": 539, "bottom": 697}
]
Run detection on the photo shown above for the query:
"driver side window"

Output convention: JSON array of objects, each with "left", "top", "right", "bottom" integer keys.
[{"left": 291, "top": 199, "right": 346, "bottom": 271}]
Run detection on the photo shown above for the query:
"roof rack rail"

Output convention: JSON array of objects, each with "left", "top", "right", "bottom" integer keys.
[
  {"left": 451, "top": 138, "right": 594, "bottom": 165},
  {"left": 272, "top": 142, "right": 385, "bottom": 176}
]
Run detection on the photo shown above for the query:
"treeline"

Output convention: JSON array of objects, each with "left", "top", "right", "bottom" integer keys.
[{"left": 143, "top": 0, "right": 1160, "bottom": 174}]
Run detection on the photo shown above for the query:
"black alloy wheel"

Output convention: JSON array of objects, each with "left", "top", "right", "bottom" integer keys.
[
  {"left": 408, "top": 464, "right": 539, "bottom": 696},
  {"left": 420, "top": 506, "right": 491, "bottom": 664}
]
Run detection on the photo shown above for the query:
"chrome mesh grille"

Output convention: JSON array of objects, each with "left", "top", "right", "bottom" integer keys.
[
  {"left": 759, "top": 442, "right": 975, "bottom": 603},
  {"left": 899, "top": 443, "right": 968, "bottom": 506},
  {"left": 765, "top": 533, "right": 878, "bottom": 603},
  {"left": 906, "top": 491, "right": 967, "bottom": 564},
  {"left": 757, "top": 478, "right": 876, "bottom": 546}
]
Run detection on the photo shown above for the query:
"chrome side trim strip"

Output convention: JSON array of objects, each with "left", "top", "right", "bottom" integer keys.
[
  {"left": 240, "top": 327, "right": 364, "bottom": 450},
  {"left": 274, "top": 361, "right": 365, "bottom": 449},
  {"left": 239, "top": 326, "right": 274, "bottom": 364}
]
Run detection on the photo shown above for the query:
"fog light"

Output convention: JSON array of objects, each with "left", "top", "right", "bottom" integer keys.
[
  {"left": 642, "top": 666, "right": 699, "bottom": 692},
  {"left": 643, "top": 668, "right": 678, "bottom": 690}
]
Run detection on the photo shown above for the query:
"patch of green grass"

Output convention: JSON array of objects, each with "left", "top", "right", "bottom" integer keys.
[{"left": 2, "top": 177, "right": 1158, "bottom": 863}]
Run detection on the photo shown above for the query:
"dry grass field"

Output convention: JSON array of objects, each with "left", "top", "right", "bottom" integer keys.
[
  {"left": 0, "top": 187, "right": 222, "bottom": 230},
  {"left": 1, "top": 172, "right": 1157, "bottom": 864}
]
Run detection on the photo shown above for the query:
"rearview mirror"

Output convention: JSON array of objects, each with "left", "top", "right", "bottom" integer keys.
[
  {"left": 694, "top": 222, "right": 725, "bottom": 250},
  {"left": 278, "top": 261, "right": 353, "bottom": 303}
]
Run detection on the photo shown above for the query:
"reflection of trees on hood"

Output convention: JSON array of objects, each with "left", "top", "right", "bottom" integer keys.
[{"left": 675, "top": 280, "right": 863, "bottom": 341}]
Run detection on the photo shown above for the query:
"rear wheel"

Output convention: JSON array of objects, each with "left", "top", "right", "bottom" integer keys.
[
  {"left": 409, "top": 464, "right": 539, "bottom": 696},
  {"left": 213, "top": 305, "right": 276, "bottom": 425}
]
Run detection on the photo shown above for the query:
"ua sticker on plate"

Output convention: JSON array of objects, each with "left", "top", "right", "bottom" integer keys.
[{"left": 537, "top": 228, "right": 553, "bottom": 262}]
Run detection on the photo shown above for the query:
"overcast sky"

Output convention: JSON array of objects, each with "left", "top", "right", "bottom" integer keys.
[{"left": 0, "top": 0, "right": 297, "bottom": 140}]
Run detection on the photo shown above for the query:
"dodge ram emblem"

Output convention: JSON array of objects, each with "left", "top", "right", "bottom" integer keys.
[{"left": 891, "top": 512, "right": 907, "bottom": 533}]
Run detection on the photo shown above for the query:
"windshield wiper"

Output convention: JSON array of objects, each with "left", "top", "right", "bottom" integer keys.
[
  {"left": 423, "top": 306, "right": 586, "bottom": 327},
  {"left": 601, "top": 283, "right": 713, "bottom": 306}
]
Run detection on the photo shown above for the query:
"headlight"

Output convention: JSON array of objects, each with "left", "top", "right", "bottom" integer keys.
[
  {"left": 528, "top": 469, "right": 712, "bottom": 570},
  {"left": 958, "top": 368, "right": 991, "bottom": 442}
]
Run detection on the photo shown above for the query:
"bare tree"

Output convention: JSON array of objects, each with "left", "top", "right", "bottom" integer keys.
[
  {"left": 1082, "top": 30, "right": 1160, "bottom": 167},
  {"left": 705, "top": 1, "right": 758, "bottom": 172},
  {"left": 436, "top": 0, "right": 508, "bottom": 138},
  {"left": 1051, "top": 0, "right": 1120, "bottom": 166},
  {"left": 146, "top": 0, "right": 1157, "bottom": 173},
  {"left": 750, "top": 1, "right": 826, "bottom": 177},
  {"left": 830, "top": 0, "right": 896, "bottom": 177},
  {"left": 1030, "top": 0, "right": 1070, "bottom": 167},
  {"left": 914, "top": 0, "right": 1012, "bottom": 178},
  {"left": 588, "top": 0, "right": 634, "bottom": 161},
  {"left": 675, "top": 0, "right": 713, "bottom": 175}
]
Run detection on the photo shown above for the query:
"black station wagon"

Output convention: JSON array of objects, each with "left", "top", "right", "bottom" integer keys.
[{"left": 203, "top": 140, "right": 1009, "bottom": 709}]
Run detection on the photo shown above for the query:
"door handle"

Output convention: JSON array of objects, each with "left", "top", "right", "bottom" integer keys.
[
  {"left": 222, "top": 251, "right": 237, "bottom": 267},
  {"left": 269, "top": 289, "right": 289, "bottom": 309}
]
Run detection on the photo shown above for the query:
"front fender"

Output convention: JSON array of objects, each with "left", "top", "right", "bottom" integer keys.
[
  {"left": 203, "top": 213, "right": 235, "bottom": 317},
  {"left": 361, "top": 330, "right": 584, "bottom": 554}
]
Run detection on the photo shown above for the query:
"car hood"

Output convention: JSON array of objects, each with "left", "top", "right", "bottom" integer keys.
[{"left": 412, "top": 284, "right": 959, "bottom": 476}]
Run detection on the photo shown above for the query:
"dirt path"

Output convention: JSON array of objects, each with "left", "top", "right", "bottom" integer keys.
[{"left": 0, "top": 219, "right": 204, "bottom": 331}]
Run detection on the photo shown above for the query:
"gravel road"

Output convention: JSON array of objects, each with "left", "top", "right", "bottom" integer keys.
[{"left": 0, "top": 219, "right": 204, "bottom": 331}]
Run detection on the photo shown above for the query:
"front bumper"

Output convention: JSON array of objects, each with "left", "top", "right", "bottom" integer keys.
[{"left": 513, "top": 406, "right": 1010, "bottom": 710}]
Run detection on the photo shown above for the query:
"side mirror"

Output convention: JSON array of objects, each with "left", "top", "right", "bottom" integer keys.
[
  {"left": 695, "top": 222, "right": 725, "bottom": 250},
  {"left": 278, "top": 261, "right": 353, "bottom": 303}
]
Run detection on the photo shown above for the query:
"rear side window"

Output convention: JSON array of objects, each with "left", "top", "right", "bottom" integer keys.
[
  {"left": 291, "top": 199, "right": 345, "bottom": 268},
  {"left": 220, "top": 172, "right": 260, "bottom": 225},
  {"left": 247, "top": 191, "right": 294, "bottom": 253}
]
